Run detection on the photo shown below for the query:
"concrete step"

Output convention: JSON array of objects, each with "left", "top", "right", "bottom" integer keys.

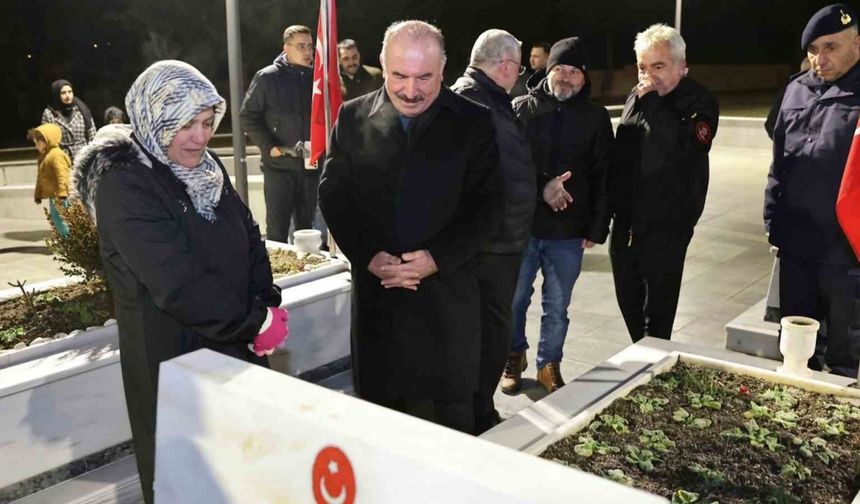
[
  {"left": 12, "top": 456, "right": 142, "bottom": 504},
  {"left": 725, "top": 297, "right": 781, "bottom": 360}
]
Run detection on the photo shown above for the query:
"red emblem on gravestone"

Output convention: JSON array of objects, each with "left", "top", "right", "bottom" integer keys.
[
  {"left": 695, "top": 121, "right": 712, "bottom": 145},
  {"left": 312, "top": 446, "right": 356, "bottom": 504}
]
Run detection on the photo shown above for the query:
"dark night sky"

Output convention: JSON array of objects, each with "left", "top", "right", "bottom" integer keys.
[{"left": 0, "top": 0, "right": 849, "bottom": 147}]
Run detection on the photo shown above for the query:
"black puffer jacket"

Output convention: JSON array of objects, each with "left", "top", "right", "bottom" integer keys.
[
  {"left": 451, "top": 67, "right": 535, "bottom": 254},
  {"left": 512, "top": 77, "right": 613, "bottom": 242},
  {"left": 611, "top": 77, "right": 719, "bottom": 236},
  {"left": 240, "top": 53, "right": 312, "bottom": 171}
]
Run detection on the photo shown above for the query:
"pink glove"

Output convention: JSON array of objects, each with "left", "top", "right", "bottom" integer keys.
[{"left": 249, "top": 307, "right": 289, "bottom": 356}]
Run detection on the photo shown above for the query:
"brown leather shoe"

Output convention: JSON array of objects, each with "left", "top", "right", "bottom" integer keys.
[
  {"left": 500, "top": 351, "right": 527, "bottom": 394},
  {"left": 536, "top": 362, "right": 564, "bottom": 393}
]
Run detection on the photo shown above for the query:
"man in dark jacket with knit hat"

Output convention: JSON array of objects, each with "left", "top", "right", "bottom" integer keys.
[
  {"left": 502, "top": 37, "right": 613, "bottom": 394},
  {"left": 765, "top": 4, "right": 860, "bottom": 377},
  {"left": 609, "top": 24, "right": 718, "bottom": 344},
  {"left": 241, "top": 25, "right": 315, "bottom": 243},
  {"left": 451, "top": 28, "right": 535, "bottom": 432}
]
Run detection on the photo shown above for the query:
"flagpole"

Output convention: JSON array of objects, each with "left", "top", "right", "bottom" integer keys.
[{"left": 321, "top": 0, "right": 340, "bottom": 257}]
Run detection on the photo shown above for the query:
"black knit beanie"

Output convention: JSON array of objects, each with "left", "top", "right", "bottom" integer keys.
[{"left": 546, "top": 37, "right": 589, "bottom": 73}]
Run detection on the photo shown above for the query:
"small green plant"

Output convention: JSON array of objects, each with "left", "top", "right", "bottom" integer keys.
[
  {"left": 743, "top": 401, "right": 773, "bottom": 420},
  {"left": 793, "top": 436, "right": 839, "bottom": 464},
  {"left": 764, "top": 487, "right": 801, "bottom": 504},
  {"left": 758, "top": 387, "right": 799, "bottom": 409},
  {"left": 780, "top": 459, "right": 811, "bottom": 481},
  {"left": 687, "top": 392, "right": 721, "bottom": 410},
  {"left": 45, "top": 200, "right": 105, "bottom": 285},
  {"left": 589, "top": 414, "right": 630, "bottom": 435},
  {"left": 720, "top": 419, "right": 782, "bottom": 452},
  {"left": 574, "top": 435, "right": 620, "bottom": 458},
  {"left": 673, "top": 408, "right": 712, "bottom": 429},
  {"left": 654, "top": 374, "right": 680, "bottom": 391},
  {"left": 59, "top": 300, "right": 110, "bottom": 327},
  {"left": 687, "top": 463, "right": 725, "bottom": 489},
  {"left": 671, "top": 489, "right": 700, "bottom": 504},
  {"left": 826, "top": 403, "right": 860, "bottom": 420},
  {"left": 771, "top": 410, "right": 799, "bottom": 429},
  {"left": 606, "top": 468, "right": 632, "bottom": 485},
  {"left": 639, "top": 429, "right": 676, "bottom": 453},
  {"left": 0, "top": 326, "right": 25, "bottom": 344},
  {"left": 814, "top": 417, "right": 848, "bottom": 437},
  {"left": 625, "top": 444, "right": 660, "bottom": 472},
  {"left": 626, "top": 394, "right": 670, "bottom": 414}
]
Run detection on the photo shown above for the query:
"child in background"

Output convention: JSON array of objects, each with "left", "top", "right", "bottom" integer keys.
[{"left": 29, "top": 124, "right": 71, "bottom": 236}]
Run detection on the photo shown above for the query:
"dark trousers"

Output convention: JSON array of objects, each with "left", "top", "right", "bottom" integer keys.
[
  {"left": 377, "top": 395, "right": 475, "bottom": 434},
  {"left": 610, "top": 226, "right": 692, "bottom": 342},
  {"left": 779, "top": 252, "right": 860, "bottom": 377},
  {"left": 261, "top": 166, "right": 318, "bottom": 242},
  {"left": 473, "top": 252, "right": 522, "bottom": 434}
]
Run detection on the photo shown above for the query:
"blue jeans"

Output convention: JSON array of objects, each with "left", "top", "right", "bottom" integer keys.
[{"left": 511, "top": 237, "right": 584, "bottom": 368}]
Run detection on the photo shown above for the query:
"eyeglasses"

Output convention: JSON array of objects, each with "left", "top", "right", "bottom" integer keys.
[
  {"left": 287, "top": 43, "right": 314, "bottom": 52},
  {"left": 500, "top": 59, "right": 526, "bottom": 75}
]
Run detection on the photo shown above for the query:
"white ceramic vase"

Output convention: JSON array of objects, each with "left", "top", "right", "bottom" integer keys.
[
  {"left": 293, "top": 229, "right": 322, "bottom": 254},
  {"left": 777, "top": 316, "right": 819, "bottom": 378}
]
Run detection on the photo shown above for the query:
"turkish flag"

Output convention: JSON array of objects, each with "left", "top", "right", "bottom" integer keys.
[
  {"left": 309, "top": 0, "right": 343, "bottom": 166},
  {"left": 837, "top": 116, "right": 860, "bottom": 261}
]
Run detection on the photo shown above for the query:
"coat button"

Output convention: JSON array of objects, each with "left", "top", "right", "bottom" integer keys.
[{"left": 807, "top": 138, "right": 813, "bottom": 142}]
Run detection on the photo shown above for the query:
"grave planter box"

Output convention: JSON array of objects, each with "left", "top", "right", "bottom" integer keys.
[{"left": 482, "top": 338, "right": 860, "bottom": 504}]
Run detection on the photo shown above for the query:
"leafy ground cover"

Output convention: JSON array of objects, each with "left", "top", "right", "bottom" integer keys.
[{"left": 541, "top": 363, "right": 860, "bottom": 504}]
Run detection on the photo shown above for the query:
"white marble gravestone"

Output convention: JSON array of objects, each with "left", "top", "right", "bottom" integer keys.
[{"left": 155, "top": 349, "right": 668, "bottom": 503}]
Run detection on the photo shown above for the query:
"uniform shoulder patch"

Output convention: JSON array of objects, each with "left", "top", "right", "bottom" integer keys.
[{"left": 695, "top": 121, "right": 713, "bottom": 145}]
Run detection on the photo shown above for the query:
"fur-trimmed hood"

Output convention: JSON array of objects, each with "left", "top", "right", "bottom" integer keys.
[{"left": 72, "top": 124, "right": 151, "bottom": 224}]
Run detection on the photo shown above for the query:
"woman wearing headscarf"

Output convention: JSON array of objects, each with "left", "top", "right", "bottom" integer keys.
[
  {"left": 73, "top": 61, "right": 288, "bottom": 504},
  {"left": 41, "top": 79, "right": 97, "bottom": 162}
]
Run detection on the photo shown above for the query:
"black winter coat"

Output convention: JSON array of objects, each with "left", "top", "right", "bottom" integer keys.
[
  {"left": 451, "top": 67, "right": 536, "bottom": 254},
  {"left": 341, "top": 65, "right": 384, "bottom": 101},
  {"left": 240, "top": 53, "right": 312, "bottom": 172},
  {"left": 765, "top": 63, "right": 860, "bottom": 265},
  {"left": 74, "top": 128, "right": 281, "bottom": 501},
  {"left": 513, "top": 78, "right": 613, "bottom": 242},
  {"left": 611, "top": 78, "right": 719, "bottom": 236},
  {"left": 319, "top": 87, "right": 505, "bottom": 400}
]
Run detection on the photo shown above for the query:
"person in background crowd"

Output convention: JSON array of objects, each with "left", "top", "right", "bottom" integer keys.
[
  {"left": 241, "top": 25, "right": 316, "bottom": 243},
  {"left": 451, "top": 28, "right": 535, "bottom": 432},
  {"left": 74, "top": 61, "right": 287, "bottom": 504},
  {"left": 29, "top": 123, "right": 71, "bottom": 236},
  {"left": 319, "top": 20, "right": 505, "bottom": 434},
  {"left": 339, "top": 38, "right": 384, "bottom": 100},
  {"left": 41, "top": 79, "right": 96, "bottom": 162},
  {"left": 609, "top": 24, "right": 719, "bottom": 343},
  {"left": 103, "top": 106, "right": 126, "bottom": 125},
  {"left": 765, "top": 3, "right": 860, "bottom": 377},
  {"left": 511, "top": 41, "right": 551, "bottom": 98},
  {"left": 503, "top": 37, "right": 613, "bottom": 394}
]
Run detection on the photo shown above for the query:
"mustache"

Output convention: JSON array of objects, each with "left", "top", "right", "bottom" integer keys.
[{"left": 395, "top": 93, "right": 424, "bottom": 104}]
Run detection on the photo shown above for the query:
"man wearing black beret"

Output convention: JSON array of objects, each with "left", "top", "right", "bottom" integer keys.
[
  {"left": 609, "top": 24, "right": 719, "bottom": 344},
  {"left": 765, "top": 3, "right": 860, "bottom": 377}
]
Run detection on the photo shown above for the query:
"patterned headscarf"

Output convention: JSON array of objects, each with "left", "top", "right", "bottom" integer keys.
[{"left": 125, "top": 60, "right": 226, "bottom": 221}]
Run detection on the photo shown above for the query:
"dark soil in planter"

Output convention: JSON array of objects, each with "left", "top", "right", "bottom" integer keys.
[
  {"left": 0, "top": 281, "right": 113, "bottom": 350},
  {"left": 541, "top": 362, "right": 860, "bottom": 504},
  {"left": 268, "top": 248, "right": 327, "bottom": 276}
]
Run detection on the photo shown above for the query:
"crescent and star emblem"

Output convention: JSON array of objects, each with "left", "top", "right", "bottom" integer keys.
[{"left": 312, "top": 446, "right": 356, "bottom": 504}]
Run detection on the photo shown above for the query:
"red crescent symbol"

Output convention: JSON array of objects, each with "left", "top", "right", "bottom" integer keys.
[
  {"left": 312, "top": 446, "right": 356, "bottom": 504},
  {"left": 695, "top": 121, "right": 712, "bottom": 145}
]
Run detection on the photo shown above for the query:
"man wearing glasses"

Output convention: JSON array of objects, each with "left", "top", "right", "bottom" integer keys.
[
  {"left": 451, "top": 29, "right": 535, "bottom": 432},
  {"left": 241, "top": 25, "right": 316, "bottom": 243},
  {"left": 503, "top": 37, "right": 613, "bottom": 394}
]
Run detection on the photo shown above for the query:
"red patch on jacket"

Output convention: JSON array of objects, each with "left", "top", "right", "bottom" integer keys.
[{"left": 695, "top": 121, "right": 712, "bottom": 145}]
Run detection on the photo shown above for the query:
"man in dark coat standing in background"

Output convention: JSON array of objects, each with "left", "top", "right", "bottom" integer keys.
[
  {"left": 610, "top": 23, "right": 719, "bottom": 343},
  {"left": 503, "top": 37, "right": 613, "bottom": 394},
  {"left": 765, "top": 4, "right": 860, "bottom": 377},
  {"left": 319, "top": 20, "right": 505, "bottom": 434},
  {"left": 241, "top": 25, "right": 315, "bottom": 243},
  {"left": 338, "top": 39, "right": 384, "bottom": 100},
  {"left": 451, "top": 28, "right": 535, "bottom": 432}
]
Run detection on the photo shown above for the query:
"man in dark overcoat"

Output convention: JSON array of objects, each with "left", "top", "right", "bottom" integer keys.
[
  {"left": 765, "top": 4, "right": 860, "bottom": 377},
  {"left": 319, "top": 20, "right": 505, "bottom": 434}
]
